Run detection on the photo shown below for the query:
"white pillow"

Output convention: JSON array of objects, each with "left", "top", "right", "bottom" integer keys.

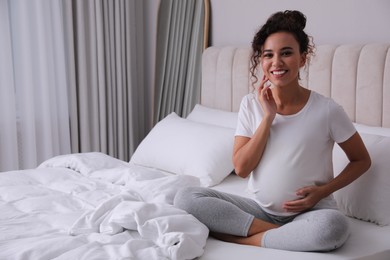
[
  {"left": 354, "top": 123, "right": 390, "bottom": 137},
  {"left": 333, "top": 133, "right": 390, "bottom": 226},
  {"left": 130, "top": 112, "right": 235, "bottom": 187},
  {"left": 187, "top": 104, "right": 238, "bottom": 129}
]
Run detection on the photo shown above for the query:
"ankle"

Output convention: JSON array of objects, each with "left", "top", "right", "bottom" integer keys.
[{"left": 248, "top": 218, "right": 279, "bottom": 236}]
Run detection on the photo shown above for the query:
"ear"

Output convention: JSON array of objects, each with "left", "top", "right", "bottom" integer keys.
[{"left": 300, "top": 52, "right": 307, "bottom": 67}]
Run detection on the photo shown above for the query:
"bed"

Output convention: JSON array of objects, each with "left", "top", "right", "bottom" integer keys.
[{"left": 1, "top": 44, "right": 390, "bottom": 260}]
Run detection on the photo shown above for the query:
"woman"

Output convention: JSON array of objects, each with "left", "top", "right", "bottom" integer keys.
[{"left": 174, "top": 10, "right": 371, "bottom": 252}]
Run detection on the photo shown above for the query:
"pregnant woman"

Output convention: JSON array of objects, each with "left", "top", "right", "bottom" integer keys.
[{"left": 174, "top": 10, "right": 371, "bottom": 252}]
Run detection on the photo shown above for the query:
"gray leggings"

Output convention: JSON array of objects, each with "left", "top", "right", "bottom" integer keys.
[{"left": 174, "top": 186, "right": 350, "bottom": 252}]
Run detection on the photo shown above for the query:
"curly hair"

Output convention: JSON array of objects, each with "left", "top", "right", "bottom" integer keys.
[{"left": 250, "top": 10, "right": 315, "bottom": 85}]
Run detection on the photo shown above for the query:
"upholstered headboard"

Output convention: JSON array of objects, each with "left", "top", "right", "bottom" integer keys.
[{"left": 201, "top": 44, "right": 390, "bottom": 128}]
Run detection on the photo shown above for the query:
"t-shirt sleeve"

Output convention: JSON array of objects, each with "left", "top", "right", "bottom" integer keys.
[
  {"left": 328, "top": 100, "right": 356, "bottom": 143},
  {"left": 235, "top": 96, "right": 253, "bottom": 137}
]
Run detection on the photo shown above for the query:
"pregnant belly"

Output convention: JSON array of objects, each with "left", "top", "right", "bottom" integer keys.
[{"left": 253, "top": 174, "right": 309, "bottom": 215}]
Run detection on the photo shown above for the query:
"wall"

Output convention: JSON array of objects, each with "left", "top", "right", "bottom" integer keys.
[{"left": 209, "top": 0, "right": 390, "bottom": 47}]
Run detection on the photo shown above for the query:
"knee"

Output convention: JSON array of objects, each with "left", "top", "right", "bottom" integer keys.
[
  {"left": 314, "top": 210, "right": 350, "bottom": 251},
  {"left": 173, "top": 186, "right": 203, "bottom": 213}
]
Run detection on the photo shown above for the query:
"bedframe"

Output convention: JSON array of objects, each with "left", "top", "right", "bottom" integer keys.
[{"left": 1, "top": 44, "right": 389, "bottom": 260}]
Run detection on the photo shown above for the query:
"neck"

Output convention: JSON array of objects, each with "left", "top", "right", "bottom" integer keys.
[
  {"left": 271, "top": 84, "right": 310, "bottom": 115},
  {"left": 272, "top": 83, "right": 305, "bottom": 105}
]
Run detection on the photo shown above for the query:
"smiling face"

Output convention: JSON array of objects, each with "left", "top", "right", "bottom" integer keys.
[{"left": 261, "top": 32, "right": 307, "bottom": 88}]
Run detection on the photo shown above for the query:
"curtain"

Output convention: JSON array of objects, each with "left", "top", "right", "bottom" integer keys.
[
  {"left": 0, "top": 0, "right": 71, "bottom": 171},
  {"left": 63, "top": 0, "right": 147, "bottom": 162},
  {"left": 0, "top": 0, "right": 147, "bottom": 171},
  {"left": 154, "top": 0, "right": 209, "bottom": 123}
]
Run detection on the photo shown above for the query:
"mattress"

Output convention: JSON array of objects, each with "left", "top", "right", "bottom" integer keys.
[{"left": 198, "top": 174, "right": 390, "bottom": 260}]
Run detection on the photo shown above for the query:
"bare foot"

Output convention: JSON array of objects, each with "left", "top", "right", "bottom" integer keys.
[{"left": 210, "top": 218, "right": 279, "bottom": 247}]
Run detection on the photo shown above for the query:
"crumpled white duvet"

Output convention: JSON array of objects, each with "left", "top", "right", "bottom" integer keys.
[{"left": 0, "top": 152, "right": 208, "bottom": 260}]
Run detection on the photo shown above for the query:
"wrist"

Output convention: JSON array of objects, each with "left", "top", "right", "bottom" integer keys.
[
  {"left": 263, "top": 114, "right": 275, "bottom": 125},
  {"left": 318, "top": 184, "right": 333, "bottom": 199}
]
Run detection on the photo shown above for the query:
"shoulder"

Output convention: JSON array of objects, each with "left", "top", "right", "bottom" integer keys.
[
  {"left": 310, "top": 91, "right": 332, "bottom": 104},
  {"left": 240, "top": 92, "right": 257, "bottom": 104},
  {"left": 310, "top": 92, "right": 355, "bottom": 141},
  {"left": 239, "top": 92, "right": 259, "bottom": 111},
  {"left": 309, "top": 91, "right": 342, "bottom": 110}
]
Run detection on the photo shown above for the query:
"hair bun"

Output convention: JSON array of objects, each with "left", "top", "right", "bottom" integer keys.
[
  {"left": 265, "top": 10, "right": 307, "bottom": 31},
  {"left": 284, "top": 10, "right": 306, "bottom": 30}
]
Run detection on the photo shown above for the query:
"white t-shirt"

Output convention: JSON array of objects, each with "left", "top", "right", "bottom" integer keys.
[{"left": 235, "top": 91, "right": 356, "bottom": 216}]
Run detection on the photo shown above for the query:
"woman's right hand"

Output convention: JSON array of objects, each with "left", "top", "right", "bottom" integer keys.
[
  {"left": 234, "top": 76, "right": 276, "bottom": 178},
  {"left": 258, "top": 75, "right": 277, "bottom": 121}
]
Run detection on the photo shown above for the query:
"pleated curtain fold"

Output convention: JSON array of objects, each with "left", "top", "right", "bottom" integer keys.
[
  {"left": 154, "top": 0, "right": 208, "bottom": 123},
  {"left": 63, "top": 0, "right": 147, "bottom": 162}
]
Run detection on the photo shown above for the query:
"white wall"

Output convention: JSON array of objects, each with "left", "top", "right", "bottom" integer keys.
[{"left": 210, "top": 0, "right": 390, "bottom": 47}]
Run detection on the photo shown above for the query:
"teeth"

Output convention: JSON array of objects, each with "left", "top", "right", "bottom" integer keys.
[{"left": 272, "top": 70, "right": 286, "bottom": 75}]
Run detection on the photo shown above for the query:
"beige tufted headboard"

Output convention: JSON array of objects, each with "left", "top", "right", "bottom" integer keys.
[{"left": 201, "top": 44, "right": 390, "bottom": 128}]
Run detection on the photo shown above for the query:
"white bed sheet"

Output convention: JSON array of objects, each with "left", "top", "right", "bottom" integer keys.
[{"left": 199, "top": 174, "right": 390, "bottom": 260}]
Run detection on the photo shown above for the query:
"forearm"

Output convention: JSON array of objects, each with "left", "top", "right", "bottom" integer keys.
[
  {"left": 233, "top": 117, "right": 273, "bottom": 178},
  {"left": 321, "top": 133, "right": 371, "bottom": 198},
  {"left": 321, "top": 159, "right": 371, "bottom": 198},
  {"left": 285, "top": 158, "right": 371, "bottom": 213}
]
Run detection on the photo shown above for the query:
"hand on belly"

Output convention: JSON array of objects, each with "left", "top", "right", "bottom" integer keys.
[{"left": 282, "top": 185, "right": 326, "bottom": 213}]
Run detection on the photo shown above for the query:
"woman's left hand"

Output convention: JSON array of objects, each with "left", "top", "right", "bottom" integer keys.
[{"left": 283, "top": 185, "right": 327, "bottom": 213}]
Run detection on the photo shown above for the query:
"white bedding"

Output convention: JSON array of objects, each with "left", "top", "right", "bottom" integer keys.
[
  {"left": 0, "top": 152, "right": 208, "bottom": 260},
  {"left": 2, "top": 155, "right": 389, "bottom": 260}
]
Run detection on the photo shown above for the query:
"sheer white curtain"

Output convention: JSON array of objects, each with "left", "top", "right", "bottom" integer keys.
[
  {"left": 0, "top": 0, "right": 71, "bottom": 171},
  {"left": 0, "top": 0, "right": 146, "bottom": 172}
]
